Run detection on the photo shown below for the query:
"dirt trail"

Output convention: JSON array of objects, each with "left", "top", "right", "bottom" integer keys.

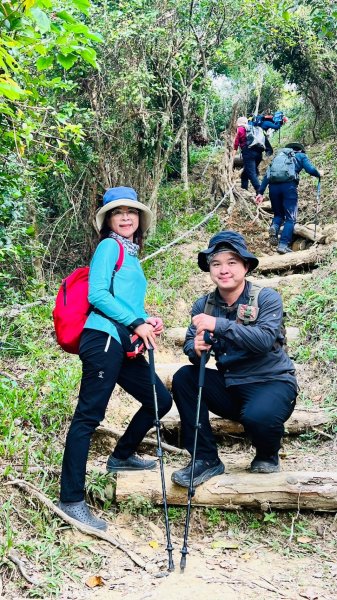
[{"left": 75, "top": 179, "right": 337, "bottom": 600}]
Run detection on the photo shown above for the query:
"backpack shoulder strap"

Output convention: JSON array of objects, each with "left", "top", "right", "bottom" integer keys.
[
  {"left": 114, "top": 239, "right": 124, "bottom": 272},
  {"left": 203, "top": 291, "right": 217, "bottom": 316},
  {"left": 236, "top": 283, "right": 262, "bottom": 325},
  {"left": 109, "top": 239, "right": 124, "bottom": 296}
]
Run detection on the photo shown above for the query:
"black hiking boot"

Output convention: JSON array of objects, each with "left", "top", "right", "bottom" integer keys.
[
  {"left": 171, "top": 458, "right": 225, "bottom": 488},
  {"left": 57, "top": 500, "right": 107, "bottom": 530},
  {"left": 250, "top": 453, "right": 280, "bottom": 474},
  {"left": 269, "top": 225, "right": 279, "bottom": 247},
  {"left": 106, "top": 453, "right": 157, "bottom": 472},
  {"left": 277, "top": 244, "right": 293, "bottom": 254}
]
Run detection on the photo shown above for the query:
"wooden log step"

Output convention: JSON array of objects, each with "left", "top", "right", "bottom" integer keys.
[
  {"left": 164, "top": 326, "right": 300, "bottom": 347},
  {"left": 161, "top": 404, "right": 330, "bottom": 436},
  {"left": 247, "top": 273, "right": 313, "bottom": 288},
  {"left": 115, "top": 467, "right": 337, "bottom": 511},
  {"left": 256, "top": 244, "right": 333, "bottom": 272}
]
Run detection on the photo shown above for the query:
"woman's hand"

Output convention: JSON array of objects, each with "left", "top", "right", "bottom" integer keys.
[
  {"left": 146, "top": 316, "right": 164, "bottom": 336},
  {"left": 194, "top": 332, "right": 212, "bottom": 357},
  {"left": 192, "top": 313, "right": 216, "bottom": 335},
  {"left": 134, "top": 323, "right": 158, "bottom": 349}
]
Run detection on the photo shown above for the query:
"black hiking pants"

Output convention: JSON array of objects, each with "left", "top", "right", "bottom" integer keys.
[
  {"left": 60, "top": 329, "right": 172, "bottom": 502},
  {"left": 172, "top": 365, "right": 296, "bottom": 460},
  {"left": 241, "top": 147, "right": 263, "bottom": 193}
]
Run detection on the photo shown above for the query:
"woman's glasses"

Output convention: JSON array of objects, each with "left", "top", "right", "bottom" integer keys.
[{"left": 110, "top": 208, "right": 139, "bottom": 218}]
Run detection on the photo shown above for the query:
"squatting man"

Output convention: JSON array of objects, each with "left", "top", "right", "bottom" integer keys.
[{"left": 171, "top": 230, "right": 298, "bottom": 488}]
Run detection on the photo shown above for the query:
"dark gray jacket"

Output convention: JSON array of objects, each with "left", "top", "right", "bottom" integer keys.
[{"left": 184, "top": 281, "right": 297, "bottom": 390}]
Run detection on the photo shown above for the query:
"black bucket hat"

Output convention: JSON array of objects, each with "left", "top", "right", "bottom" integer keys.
[
  {"left": 198, "top": 230, "right": 259, "bottom": 273},
  {"left": 285, "top": 142, "right": 305, "bottom": 152}
]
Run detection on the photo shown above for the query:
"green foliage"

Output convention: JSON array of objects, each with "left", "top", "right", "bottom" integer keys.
[
  {"left": 285, "top": 268, "right": 337, "bottom": 366},
  {"left": 205, "top": 507, "right": 222, "bottom": 528},
  {"left": 119, "top": 494, "right": 160, "bottom": 517}
]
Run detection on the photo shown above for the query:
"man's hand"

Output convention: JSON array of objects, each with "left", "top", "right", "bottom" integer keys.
[
  {"left": 194, "top": 332, "right": 212, "bottom": 357},
  {"left": 318, "top": 170, "right": 324, "bottom": 178},
  {"left": 192, "top": 313, "right": 216, "bottom": 335},
  {"left": 255, "top": 194, "right": 264, "bottom": 206},
  {"left": 146, "top": 316, "right": 163, "bottom": 336}
]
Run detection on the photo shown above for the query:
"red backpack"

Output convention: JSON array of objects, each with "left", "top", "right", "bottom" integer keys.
[{"left": 53, "top": 240, "right": 124, "bottom": 354}]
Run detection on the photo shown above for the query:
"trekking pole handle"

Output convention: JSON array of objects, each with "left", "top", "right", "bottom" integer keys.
[
  {"left": 148, "top": 346, "right": 156, "bottom": 386},
  {"left": 198, "top": 349, "right": 207, "bottom": 388}
]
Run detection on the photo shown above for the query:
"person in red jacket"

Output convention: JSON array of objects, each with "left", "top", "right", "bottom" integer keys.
[{"left": 233, "top": 116, "right": 272, "bottom": 193}]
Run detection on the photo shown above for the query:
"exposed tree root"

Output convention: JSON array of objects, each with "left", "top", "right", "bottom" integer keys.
[
  {"left": 95, "top": 425, "right": 189, "bottom": 456},
  {"left": 8, "top": 549, "right": 42, "bottom": 587},
  {"left": 5, "top": 475, "right": 147, "bottom": 569}
]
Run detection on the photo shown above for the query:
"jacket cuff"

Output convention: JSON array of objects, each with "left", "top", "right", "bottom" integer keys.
[{"left": 128, "top": 318, "right": 146, "bottom": 332}]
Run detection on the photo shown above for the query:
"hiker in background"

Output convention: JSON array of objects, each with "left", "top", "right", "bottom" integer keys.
[
  {"left": 255, "top": 142, "right": 323, "bottom": 254},
  {"left": 256, "top": 111, "right": 288, "bottom": 132},
  {"left": 233, "top": 116, "right": 273, "bottom": 194},
  {"left": 58, "top": 187, "right": 172, "bottom": 530},
  {"left": 171, "top": 231, "right": 297, "bottom": 488}
]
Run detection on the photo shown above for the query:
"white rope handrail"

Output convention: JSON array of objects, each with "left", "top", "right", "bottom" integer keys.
[{"left": 140, "top": 184, "right": 235, "bottom": 263}]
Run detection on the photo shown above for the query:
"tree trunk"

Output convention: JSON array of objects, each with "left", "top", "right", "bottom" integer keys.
[
  {"left": 181, "top": 121, "right": 189, "bottom": 190},
  {"left": 116, "top": 468, "right": 337, "bottom": 511}
]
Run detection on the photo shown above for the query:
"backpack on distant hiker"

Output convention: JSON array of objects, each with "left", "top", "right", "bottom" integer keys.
[
  {"left": 203, "top": 283, "right": 288, "bottom": 352},
  {"left": 267, "top": 147, "right": 298, "bottom": 183},
  {"left": 246, "top": 123, "right": 266, "bottom": 149},
  {"left": 252, "top": 111, "right": 285, "bottom": 131},
  {"left": 53, "top": 240, "right": 124, "bottom": 354}
]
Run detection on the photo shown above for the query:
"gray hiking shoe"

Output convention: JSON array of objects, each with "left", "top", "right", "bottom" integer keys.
[
  {"left": 250, "top": 455, "right": 280, "bottom": 474},
  {"left": 277, "top": 244, "right": 293, "bottom": 254},
  {"left": 106, "top": 453, "right": 157, "bottom": 473},
  {"left": 57, "top": 500, "right": 107, "bottom": 530},
  {"left": 269, "top": 226, "right": 279, "bottom": 247},
  {"left": 171, "top": 458, "right": 225, "bottom": 488}
]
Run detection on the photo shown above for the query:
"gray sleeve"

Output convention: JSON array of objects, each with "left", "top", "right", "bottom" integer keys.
[{"left": 213, "top": 288, "right": 283, "bottom": 353}]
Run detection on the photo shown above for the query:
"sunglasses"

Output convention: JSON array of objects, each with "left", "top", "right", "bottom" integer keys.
[{"left": 109, "top": 208, "right": 139, "bottom": 217}]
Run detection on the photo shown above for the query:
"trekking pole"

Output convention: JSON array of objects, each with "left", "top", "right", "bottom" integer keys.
[
  {"left": 148, "top": 346, "right": 174, "bottom": 572},
  {"left": 180, "top": 347, "right": 207, "bottom": 573},
  {"left": 314, "top": 179, "right": 321, "bottom": 241}
]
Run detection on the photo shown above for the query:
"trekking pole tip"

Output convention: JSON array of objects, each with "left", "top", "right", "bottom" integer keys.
[
  {"left": 168, "top": 557, "right": 175, "bottom": 572},
  {"left": 180, "top": 554, "right": 187, "bottom": 572}
]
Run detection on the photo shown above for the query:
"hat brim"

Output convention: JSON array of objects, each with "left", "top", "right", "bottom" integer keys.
[
  {"left": 95, "top": 199, "right": 152, "bottom": 233},
  {"left": 285, "top": 142, "right": 305, "bottom": 152},
  {"left": 198, "top": 243, "right": 259, "bottom": 273}
]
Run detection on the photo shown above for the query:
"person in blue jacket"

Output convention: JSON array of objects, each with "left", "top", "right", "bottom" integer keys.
[
  {"left": 58, "top": 187, "right": 172, "bottom": 530},
  {"left": 256, "top": 142, "right": 322, "bottom": 254},
  {"left": 171, "top": 231, "right": 297, "bottom": 488}
]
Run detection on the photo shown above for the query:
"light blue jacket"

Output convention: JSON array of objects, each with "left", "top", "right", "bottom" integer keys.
[{"left": 84, "top": 238, "right": 148, "bottom": 343}]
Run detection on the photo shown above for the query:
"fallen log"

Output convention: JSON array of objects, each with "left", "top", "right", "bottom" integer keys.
[
  {"left": 293, "top": 224, "right": 325, "bottom": 244},
  {"left": 161, "top": 404, "right": 331, "bottom": 436},
  {"left": 164, "top": 326, "right": 300, "bottom": 347},
  {"left": 116, "top": 467, "right": 337, "bottom": 511},
  {"left": 257, "top": 244, "right": 334, "bottom": 272}
]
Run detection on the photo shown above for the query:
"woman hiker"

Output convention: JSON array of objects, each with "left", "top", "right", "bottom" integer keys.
[
  {"left": 171, "top": 230, "right": 298, "bottom": 488},
  {"left": 58, "top": 186, "right": 172, "bottom": 530},
  {"left": 233, "top": 116, "right": 273, "bottom": 194}
]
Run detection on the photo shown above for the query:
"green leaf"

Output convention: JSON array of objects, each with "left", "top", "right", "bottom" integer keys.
[
  {"left": 30, "top": 8, "right": 51, "bottom": 33},
  {"left": 0, "top": 79, "right": 27, "bottom": 100},
  {"left": 26, "top": 225, "right": 36, "bottom": 236},
  {"left": 36, "top": 55, "right": 53, "bottom": 71},
  {"left": 77, "top": 47, "right": 98, "bottom": 68},
  {"left": 56, "top": 53, "right": 78, "bottom": 70},
  {"left": 71, "top": 0, "right": 90, "bottom": 15},
  {"left": 56, "top": 10, "right": 77, "bottom": 23}
]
